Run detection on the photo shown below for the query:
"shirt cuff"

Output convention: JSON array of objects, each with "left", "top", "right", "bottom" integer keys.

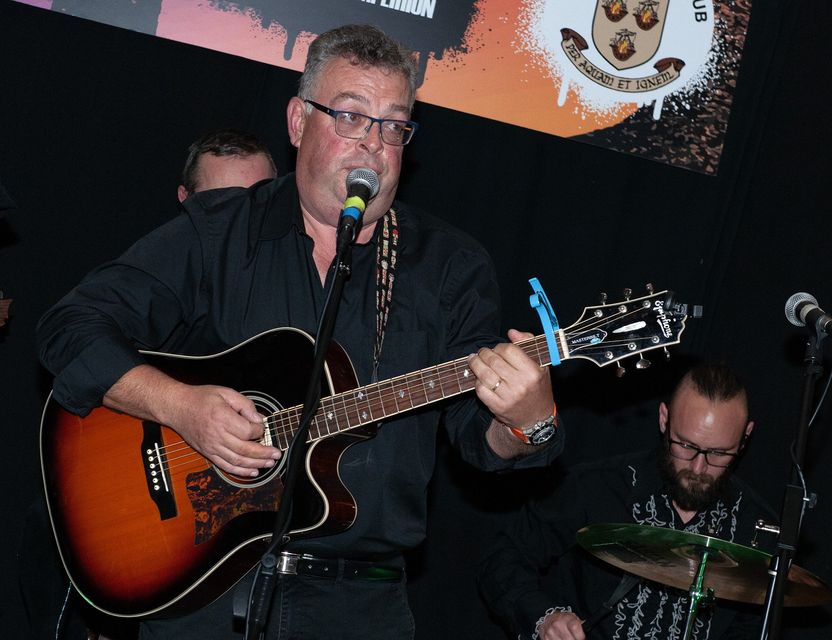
[
  {"left": 532, "top": 606, "right": 574, "bottom": 640},
  {"left": 52, "top": 338, "right": 146, "bottom": 416}
]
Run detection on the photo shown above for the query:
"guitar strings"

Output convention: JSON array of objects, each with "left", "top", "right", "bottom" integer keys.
[
  {"left": 258, "top": 332, "right": 555, "bottom": 447},
  {"left": 262, "top": 349, "right": 520, "bottom": 445},
  {"left": 153, "top": 304, "right": 661, "bottom": 478},
  {"left": 258, "top": 305, "right": 646, "bottom": 444}
]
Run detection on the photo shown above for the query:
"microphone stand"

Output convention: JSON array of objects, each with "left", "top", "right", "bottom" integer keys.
[
  {"left": 238, "top": 218, "right": 359, "bottom": 640},
  {"left": 758, "top": 327, "right": 827, "bottom": 639}
]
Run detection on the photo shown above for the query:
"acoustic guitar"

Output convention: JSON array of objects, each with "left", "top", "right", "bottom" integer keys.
[{"left": 40, "top": 287, "right": 694, "bottom": 618}]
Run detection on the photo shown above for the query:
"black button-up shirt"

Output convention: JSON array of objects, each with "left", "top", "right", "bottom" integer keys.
[{"left": 38, "top": 174, "right": 562, "bottom": 559}]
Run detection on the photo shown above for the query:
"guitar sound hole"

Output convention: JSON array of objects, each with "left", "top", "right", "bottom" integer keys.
[{"left": 217, "top": 391, "right": 287, "bottom": 488}]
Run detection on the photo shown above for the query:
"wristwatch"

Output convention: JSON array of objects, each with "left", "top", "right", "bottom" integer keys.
[{"left": 508, "top": 413, "right": 557, "bottom": 446}]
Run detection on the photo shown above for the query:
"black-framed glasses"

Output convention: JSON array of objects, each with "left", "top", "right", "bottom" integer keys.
[
  {"left": 305, "top": 100, "right": 419, "bottom": 146},
  {"left": 665, "top": 430, "right": 741, "bottom": 468}
]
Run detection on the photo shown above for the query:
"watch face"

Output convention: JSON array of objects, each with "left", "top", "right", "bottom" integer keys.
[{"left": 529, "top": 423, "right": 556, "bottom": 446}]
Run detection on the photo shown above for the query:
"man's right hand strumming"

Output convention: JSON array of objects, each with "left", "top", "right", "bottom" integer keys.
[{"left": 103, "top": 364, "right": 282, "bottom": 477}]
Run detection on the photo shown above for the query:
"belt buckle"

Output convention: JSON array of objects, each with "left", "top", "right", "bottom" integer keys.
[{"left": 276, "top": 552, "right": 299, "bottom": 575}]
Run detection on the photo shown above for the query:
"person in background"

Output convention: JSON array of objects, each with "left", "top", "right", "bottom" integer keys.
[
  {"left": 0, "top": 291, "right": 11, "bottom": 327},
  {"left": 479, "top": 362, "right": 775, "bottom": 640},
  {"left": 177, "top": 128, "right": 277, "bottom": 202}
]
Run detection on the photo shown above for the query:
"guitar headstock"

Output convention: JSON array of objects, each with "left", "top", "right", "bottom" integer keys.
[{"left": 561, "top": 285, "right": 701, "bottom": 371}]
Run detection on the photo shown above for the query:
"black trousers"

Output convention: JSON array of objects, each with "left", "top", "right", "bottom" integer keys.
[{"left": 139, "top": 568, "right": 414, "bottom": 640}]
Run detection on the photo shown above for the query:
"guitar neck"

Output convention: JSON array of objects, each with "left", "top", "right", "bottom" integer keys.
[
  {"left": 263, "top": 287, "right": 692, "bottom": 448},
  {"left": 266, "top": 334, "right": 559, "bottom": 448}
]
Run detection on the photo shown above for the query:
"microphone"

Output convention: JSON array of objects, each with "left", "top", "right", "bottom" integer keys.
[
  {"left": 338, "top": 168, "right": 380, "bottom": 242},
  {"left": 785, "top": 292, "right": 832, "bottom": 334}
]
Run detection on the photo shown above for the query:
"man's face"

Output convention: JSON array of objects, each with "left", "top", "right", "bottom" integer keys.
[
  {"left": 287, "top": 57, "right": 411, "bottom": 232},
  {"left": 658, "top": 384, "right": 753, "bottom": 512}
]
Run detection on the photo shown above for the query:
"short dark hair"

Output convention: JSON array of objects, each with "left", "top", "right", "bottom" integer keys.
[
  {"left": 673, "top": 362, "right": 747, "bottom": 405},
  {"left": 181, "top": 129, "right": 276, "bottom": 194},
  {"left": 298, "top": 24, "right": 418, "bottom": 110}
]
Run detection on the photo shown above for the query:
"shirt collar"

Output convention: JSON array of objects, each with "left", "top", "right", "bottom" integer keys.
[
  {"left": 257, "top": 173, "right": 300, "bottom": 240},
  {"left": 259, "top": 172, "right": 394, "bottom": 249}
]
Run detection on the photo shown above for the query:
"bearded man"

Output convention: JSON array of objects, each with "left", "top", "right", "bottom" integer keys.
[{"left": 478, "top": 362, "right": 776, "bottom": 640}]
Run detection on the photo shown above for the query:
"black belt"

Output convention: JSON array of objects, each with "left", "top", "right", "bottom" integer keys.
[{"left": 276, "top": 552, "right": 404, "bottom": 582}]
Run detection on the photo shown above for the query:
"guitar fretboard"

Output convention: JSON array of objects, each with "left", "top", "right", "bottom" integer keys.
[{"left": 264, "top": 334, "right": 557, "bottom": 449}]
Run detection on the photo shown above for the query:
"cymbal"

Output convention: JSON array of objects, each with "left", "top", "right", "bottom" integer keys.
[{"left": 577, "top": 523, "right": 832, "bottom": 607}]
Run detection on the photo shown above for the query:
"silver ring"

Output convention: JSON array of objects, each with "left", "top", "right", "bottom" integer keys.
[{"left": 490, "top": 379, "right": 502, "bottom": 392}]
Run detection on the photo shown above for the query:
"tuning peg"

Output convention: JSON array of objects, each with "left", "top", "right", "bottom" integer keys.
[
  {"left": 663, "top": 347, "right": 671, "bottom": 360},
  {"left": 616, "top": 362, "right": 626, "bottom": 377},
  {"left": 599, "top": 292, "right": 608, "bottom": 304},
  {"left": 645, "top": 283, "right": 654, "bottom": 294},
  {"left": 623, "top": 288, "right": 632, "bottom": 301},
  {"left": 636, "top": 357, "right": 651, "bottom": 370}
]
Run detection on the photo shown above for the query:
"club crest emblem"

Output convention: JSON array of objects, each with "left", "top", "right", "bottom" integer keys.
[
  {"left": 593, "top": 0, "right": 670, "bottom": 70},
  {"left": 519, "top": 0, "right": 715, "bottom": 118}
]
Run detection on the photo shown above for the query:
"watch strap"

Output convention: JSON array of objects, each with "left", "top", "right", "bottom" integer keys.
[{"left": 507, "top": 403, "right": 558, "bottom": 446}]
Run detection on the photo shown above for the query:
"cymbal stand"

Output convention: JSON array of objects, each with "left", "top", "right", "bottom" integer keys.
[{"left": 683, "top": 545, "right": 716, "bottom": 640}]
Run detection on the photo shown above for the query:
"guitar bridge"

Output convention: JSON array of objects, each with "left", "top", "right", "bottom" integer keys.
[{"left": 141, "top": 421, "right": 176, "bottom": 520}]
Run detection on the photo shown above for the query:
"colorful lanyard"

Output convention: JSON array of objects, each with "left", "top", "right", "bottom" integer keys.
[{"left": 373, "top": 208, "right": 398, "bottom": 379}]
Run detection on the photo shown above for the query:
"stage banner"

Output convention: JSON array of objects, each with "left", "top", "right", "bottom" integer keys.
[{"left": 15, "top": 0, "right": 752, "bottom": 174}]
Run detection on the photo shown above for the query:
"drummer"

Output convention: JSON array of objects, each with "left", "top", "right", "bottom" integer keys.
[{"left": 478, "top": 362, "right": 775, "bottom": 640}]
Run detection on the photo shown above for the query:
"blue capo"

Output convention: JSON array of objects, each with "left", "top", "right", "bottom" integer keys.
[{"left": 528, "top": 278, "right": 561, "bottom": 367}]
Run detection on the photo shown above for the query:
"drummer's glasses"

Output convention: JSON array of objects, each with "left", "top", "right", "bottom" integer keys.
[
  {"left": 305, "top": 100, "right": 419, "bottom": 146},
  {"left": 665, "top": 430, "right": 741, "bottom": 468}
]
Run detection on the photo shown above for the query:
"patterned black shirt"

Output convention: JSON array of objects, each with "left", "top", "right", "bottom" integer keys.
[{"left": 478, "top": 449, "right": 776, "bottom": 639}]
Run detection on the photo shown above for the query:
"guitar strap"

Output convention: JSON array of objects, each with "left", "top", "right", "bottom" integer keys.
[{"left": 372, "top": 208, "right": 398, "bottom": 381}]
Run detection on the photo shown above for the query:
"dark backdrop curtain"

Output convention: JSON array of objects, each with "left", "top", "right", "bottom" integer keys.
[{"left": 1, "top": 0, "right": 830, "bottom": 637}]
